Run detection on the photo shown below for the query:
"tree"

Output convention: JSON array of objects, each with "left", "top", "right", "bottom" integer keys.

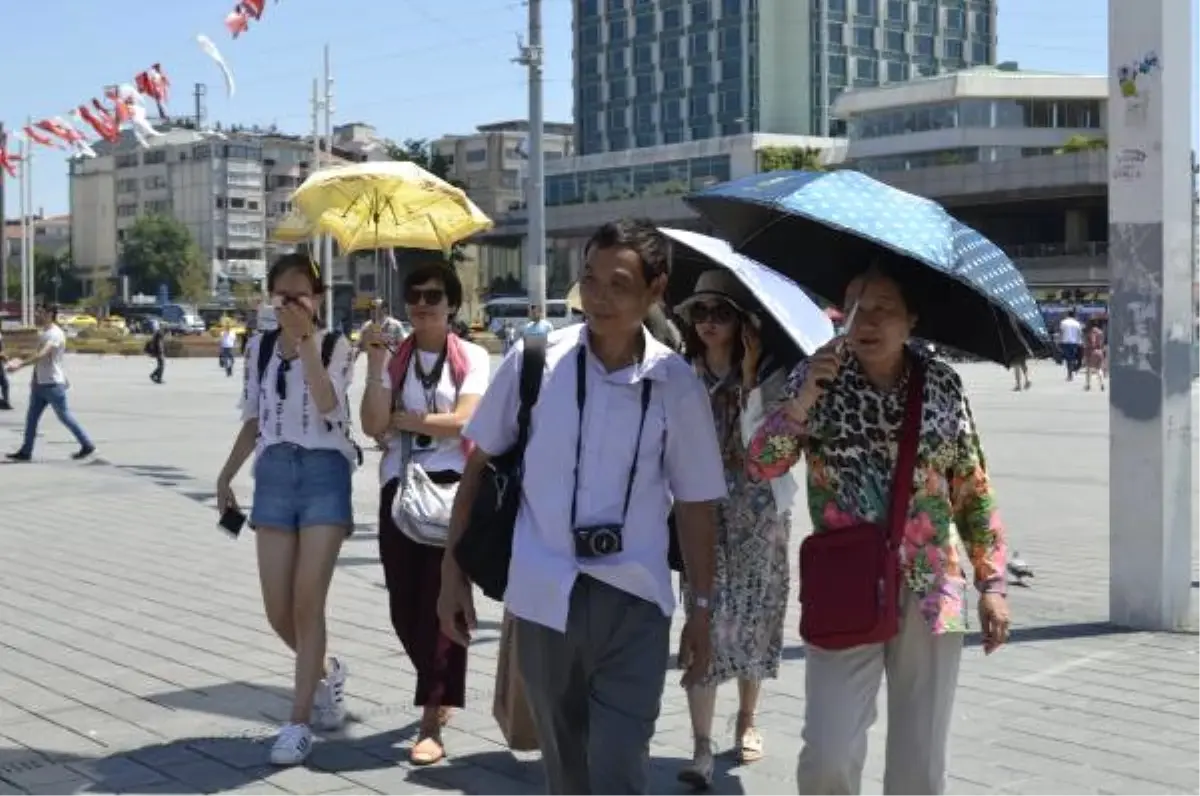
[
  {"left": 119, "top": 214, "right": 210, "bottom": 299},
  {"left": 231, "top": 280, "right": 261, "bottom": 309},
  {"left": 383, "top": 138, "right": 468, "bottom": 265},
  {"left": 757, "top": 146, "right": 826, "bottom": 173},
  {"left": 1056, "top": 135, "right": 1107, "bottom": 154},
  {"left": 90, "top": 275, "right": 115, "bottom": 314},
  {"left": 33, "top": 249, "right": 82, "bottom": 305}
]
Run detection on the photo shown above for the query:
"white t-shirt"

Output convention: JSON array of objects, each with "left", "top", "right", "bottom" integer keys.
[
  {"left": 240, "top": 332, "right": 358, "bottom": 464},
  {"left": 380, "top": 340, "right": 490, "bottom": 481},
  {"left": 220, "top": 329, "right": 238, "bottom": 348},
  {"left": 1059, "top": 317, "right": 1083, "bottom": 345},
  {"left": 33, "top": 324, "right": 68, "bottom": 386}
]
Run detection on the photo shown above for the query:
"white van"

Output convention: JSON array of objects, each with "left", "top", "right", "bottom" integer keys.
[{"left": 483, "top": 298, "right": 572, "bottom": 333}]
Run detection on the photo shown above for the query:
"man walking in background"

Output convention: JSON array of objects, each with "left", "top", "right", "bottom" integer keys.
[
  {"left": 1058, "top": 308, "right": 1083, "bottom": 381},
  {"left": 5, "top": 304, "right": 95, "bottom": 462},
  {"left": 520, "top": 303, "right": 554, "bottom": 340}
]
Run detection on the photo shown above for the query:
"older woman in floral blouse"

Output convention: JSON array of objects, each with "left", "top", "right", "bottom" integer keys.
[{"left": 745, "top": 261, "right": 1009, "bottom": 795}]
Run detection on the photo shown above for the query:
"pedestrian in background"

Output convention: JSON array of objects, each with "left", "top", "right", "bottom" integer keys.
[
  {"left": 1058, "top": 308, "right": 1083, "bottom": 381},
  {"left": 5, "top": 304, "right": 95, "bottom": 462},
  {"left": 147, "top": 323, "right": 166, "bottom": 384}
]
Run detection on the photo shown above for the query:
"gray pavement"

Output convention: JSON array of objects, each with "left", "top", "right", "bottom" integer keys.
[{"left": 0, "top": 353, "right": 1197, "bottom": 795}]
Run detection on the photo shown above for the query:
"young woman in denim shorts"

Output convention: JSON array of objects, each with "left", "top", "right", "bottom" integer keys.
[{"left": 216, "top": 254, "right": 357, "bottom": 766}]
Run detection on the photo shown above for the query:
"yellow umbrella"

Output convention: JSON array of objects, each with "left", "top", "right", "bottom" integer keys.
[
  {"left": 290, "top": 161, "right": 493, "bottom": 253},
  {"left": 566, "top": 282, "right": 582, "bottom": 312}
]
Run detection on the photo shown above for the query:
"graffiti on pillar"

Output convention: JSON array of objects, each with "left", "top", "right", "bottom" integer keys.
[
  {"left": 1108, "top": 222, "right": 1164, "bottom": 421},
  {"left": 1115, "top": 51, "right": 1161, "bottom": 128}
]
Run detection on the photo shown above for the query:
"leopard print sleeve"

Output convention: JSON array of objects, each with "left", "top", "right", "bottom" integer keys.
[
  {"left": 745, "top": 359, "right": 809, "bottom": 482},
  {"left": 943, "top": 367, "right": 1007, "bottom": 594}
]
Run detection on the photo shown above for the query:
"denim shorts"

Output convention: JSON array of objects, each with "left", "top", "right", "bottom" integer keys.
[{"left": 251, "top": 443, "right": 353, "bottom": 533}]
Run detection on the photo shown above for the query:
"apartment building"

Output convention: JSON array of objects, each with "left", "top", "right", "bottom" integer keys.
[
  {"left": 432, "top": 120, "right": 575, "bottom": 218},
  {"left": 69, "top": 123, "right": 387, "bottom": 294},
  {"left": 574, "top": 0, "right": 997, "bottom": 155}
]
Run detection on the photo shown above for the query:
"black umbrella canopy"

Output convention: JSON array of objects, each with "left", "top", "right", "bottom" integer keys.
[{"left": 685, "top": 170, "right": 1051, "bottom": 366}]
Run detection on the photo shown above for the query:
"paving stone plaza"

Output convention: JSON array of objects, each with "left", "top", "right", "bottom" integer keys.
[{"left": 1, "top": 354, "right": 1197, "bottom": 795}]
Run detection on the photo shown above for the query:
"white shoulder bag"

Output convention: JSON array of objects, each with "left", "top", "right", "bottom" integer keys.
[{"left": 390, "top": 432, "right": 458, "bottom": 547}]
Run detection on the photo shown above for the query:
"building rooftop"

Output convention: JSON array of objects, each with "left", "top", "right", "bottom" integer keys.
[{"left": 833, "top": 66, "right": 1107, "bottom": 117}]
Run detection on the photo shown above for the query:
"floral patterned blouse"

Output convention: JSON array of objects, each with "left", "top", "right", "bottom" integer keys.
[{"left": 745, "top": 351, "right": 1007, "bottom": 634}]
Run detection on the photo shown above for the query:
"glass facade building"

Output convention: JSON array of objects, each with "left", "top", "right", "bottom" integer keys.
[{"left": 574, "top": 0, "right": 996, "bottom": 156}]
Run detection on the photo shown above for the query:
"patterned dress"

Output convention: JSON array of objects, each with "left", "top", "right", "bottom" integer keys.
[
  {"left": 684, "top": 366, "right": 792, "bottom": 687},
  {"left": 746, "top": 351, "right": 1007, "bottom": 634}
]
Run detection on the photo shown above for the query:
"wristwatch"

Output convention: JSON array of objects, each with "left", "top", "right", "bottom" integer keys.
[{"left": 691, "top": 594, "right": 712, "bottom": 611}]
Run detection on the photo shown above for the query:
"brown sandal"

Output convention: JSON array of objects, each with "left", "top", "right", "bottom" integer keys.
[{"left": 410, "top": 732, "right": 445, "bottom": 766}]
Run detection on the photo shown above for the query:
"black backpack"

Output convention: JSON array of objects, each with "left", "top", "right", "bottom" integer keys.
[
  {"left": 453, "top": 336, "right": 547, "bottom": 602},
  {"left": 255, "top": 329, "right": 363, "bottom": 465},
  {"left": 256, "top": 329, "right": 341, "bottom": 383}
]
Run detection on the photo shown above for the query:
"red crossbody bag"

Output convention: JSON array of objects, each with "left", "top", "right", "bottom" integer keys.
[{"left": 798, "top": 364, "right": 925, "bottom": 651}]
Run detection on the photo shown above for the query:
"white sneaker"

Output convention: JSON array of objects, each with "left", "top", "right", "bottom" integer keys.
[
  {"left": 311, "top": 656, "right": 348, "bottom": 731},
  {"left": 269, "top": 723, "right": 313, "bottom": 766}
]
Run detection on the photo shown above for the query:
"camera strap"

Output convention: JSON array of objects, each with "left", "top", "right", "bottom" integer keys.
[{"left": 569, "top": 345, "right": 653, "bottom": 529}]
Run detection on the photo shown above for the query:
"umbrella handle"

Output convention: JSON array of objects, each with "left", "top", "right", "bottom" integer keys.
[{"left": 817, "top": 303, "right": 857, "bottom": 388}]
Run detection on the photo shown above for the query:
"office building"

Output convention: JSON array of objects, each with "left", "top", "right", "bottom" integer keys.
[{"left": 574, "top": 0, "right": 996, "bottom": 156}]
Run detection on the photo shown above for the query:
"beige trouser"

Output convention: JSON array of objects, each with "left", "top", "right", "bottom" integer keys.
[{"left": 796, "top": 589, "right": 964, "bottom": 795}]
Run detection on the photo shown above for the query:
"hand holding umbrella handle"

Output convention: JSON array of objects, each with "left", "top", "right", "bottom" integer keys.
[{"left": 816, "top": 302, "right": 856, "bottom": 388}]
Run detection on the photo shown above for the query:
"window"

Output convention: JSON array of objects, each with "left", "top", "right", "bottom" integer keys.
[
  {"left": 916, "top": 3, "right": 934, "bottom": 25},
  {"left": 582, "top": 82, "right": 602, "bottom": 105},
  {"left": 581, "top": 55, "right": 599, "bottom": 76},
  {"left": 635, "top": 13, "right": 655, "bottom": 35},
  {"left": 721, "top": 59, "right": 742, "bottom": 80},
  {"left": 663, "top": 98, "right": 682, "bottom": 122},
  {"left": 692, "top": 63, "right": 712, "bottom": 86},
  {"left": 718, "top": 88, "right": 742, "bottom": 116},
  {"left": 718, "top": 25, "right": 741, "bottom": 52},
  {"left": 886, "top": 0, "right": 907, "bottom": 22},
  {"left": 828, "top": 54, "right": 847, "bottom": 76},
  {"left": 580, "top": 23, "right": 601, "bottom": 46},
  {"left": 945, "top": 8, "right": 964, "bottom": 29},
  {"left": 610, "top": 78, "right": 629, "bottom": 99},
  {"left": 722, "top": 0, "right": 740, "bottom": 14},
  {"left": 144, "top": 200, "right": 170, "bottom": 215},
  {"left": 974, "top": 10, "right": 990, "bottom": 34},
  {"left": 609, "top": 18, "right": 628, "bottom": 41},
  {"left": 688, "top": 94, "right": 710, "bottom": 117},
  {"left": 855, "top": 0, "right": 875, "bottom": 16},
  {"left": 607, "top": 49, "right": 626, "bottom": 70},
  {"left": 143, "top": 150, "right": 167, "bottom": 165},
  {"left": 663, "top": 7, "right": 683, "bottom": 29},
  {"left": 691, "top": 0, "right": 711, "bottom": 24},
  {"left": 117, "top": 203, "right": 138, "bottom": 217},
  {"left": 230, "top": 197, "right": 246, "bottom": 209},
  {"left": 634, "top": 44, "right": 653, "bottom": 66},
  {"left": 854, "top": 26, "right": 874, "bottom": 47},
  {"left": 886, "top": 60, "right": 906, "bottom": 82},
  {"left": 635, "top": 103, "right": 655, "bottom": 129},
  {"left": 915, "top": 35, "right": 934, "bottom": 55},
  {"left": 466, "top": 149, "right": 487, "bottom": 163},
  {"left": 248, "top": 200, "right": 260, "bottom": 211},
  {"left": 608, "top": 108, "right": 627, "bottom": 129},
  {"left": 971, "top": 41, "right": 989, "bottom": 63},
  {"left": 826, "top": 22, "right": 844, "bottom": 44},
  {"left": 636, "top": 73, "right": 656, "bottom": 95},
  {"left": 885, "top": 30, "right": 905, "bottom": 52},
  {"left": 607, "top": 0, "right": 625, "bottom": 10},
  {"left": 689, "top": 31, "right": 709, "bottom": 55},
  {"left": 662, "top": 37, "right": 682, "bottom": 60},
  {"left": 117, "top": 178, "right": 138, "bottom": 193},
  {"left": 143, "top": 175, "right": 167, "bottom": 190},
  {"left": 115, "top": 154, "right": 139, "bottom": 168},
  {"left": 944, "top": 38, "right": 963, "bottom": 58},
  {"left": 581, "top": 0, "right": 599, "bottom": 16},
  {"left": 664, "top": 69, "right": 684, "bottom": 90},
  {"left": 856, "top": 57, "right": 877, "bottom": 81}
]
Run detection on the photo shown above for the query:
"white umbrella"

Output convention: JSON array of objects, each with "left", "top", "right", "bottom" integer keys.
[{"left": 660, "top": 227, "right": 836, "bottom": 357}]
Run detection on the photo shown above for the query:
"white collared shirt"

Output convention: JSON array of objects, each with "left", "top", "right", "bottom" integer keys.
[
  {"left": 240, "top": 332, "right": 357, "bottom": 464},
  {"left": 465, "top": 323, "right": 727, "bottom": 632}
]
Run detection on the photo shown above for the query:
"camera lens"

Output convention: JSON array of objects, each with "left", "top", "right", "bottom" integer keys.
[
  {"left": 414, "top": 434, "right": 433, "bottom": 449},
  {"left": 592, "top": 530, "right": 619, "bottom": 556}
]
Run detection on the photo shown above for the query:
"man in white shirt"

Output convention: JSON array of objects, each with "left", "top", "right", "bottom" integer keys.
[
  {"left": 219, "top": 327, "right": 239, "bottom": 376},
  {"left": 520, "top": 303, "right": 555, "bottom": 339},
  {"left": 5, "top": 304, "right": 95, "bottom": 461},
  {"left": 1058, "top": 308, "right": 1084, "bottom": 380},
  {"left": 439, "top": 219, "right": 727, "bottom": 794}
]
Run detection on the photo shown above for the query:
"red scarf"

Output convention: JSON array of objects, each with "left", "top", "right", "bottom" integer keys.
[{"left": 388, "top": 333, "right": 474, "bottom": 457}]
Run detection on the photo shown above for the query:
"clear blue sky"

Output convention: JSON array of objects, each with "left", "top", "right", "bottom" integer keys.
[{"left": 2, "top": 0, "right": 1196, "bottom": 214}]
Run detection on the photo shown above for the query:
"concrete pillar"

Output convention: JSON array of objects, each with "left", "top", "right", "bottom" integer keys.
[
  {"left": 1107, "top": 0, "right": 1196, "bottom": 631},
  {"left": 1064, "top": 208, "right": 1088, "bottom": 249}
]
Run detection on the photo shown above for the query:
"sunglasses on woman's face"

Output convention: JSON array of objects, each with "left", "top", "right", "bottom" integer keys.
[
  {"left": 405, "top": 287, "right": 445, "bottom": 306},
  {"left": 691, "top": 302, "right": 737, "bottom": 325}
]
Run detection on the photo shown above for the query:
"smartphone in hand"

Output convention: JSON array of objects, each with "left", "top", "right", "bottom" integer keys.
[{"left": 217, "top": 507, "right": 247, "bottom": 538}]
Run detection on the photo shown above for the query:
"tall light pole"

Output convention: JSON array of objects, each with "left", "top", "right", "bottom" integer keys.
[
  {"left": 516, "top": 0, "right": 546, "bottom": 312},
  {"left": 17, "top": 138, "right": 27, "bottom": 325},
  {"left": 1106, "top": 0, "right": 1195, "bottom": 631},
  {"left": 818, "top": 0, "right": 829, "bottom": 137},
  {"left": 322, "top": 43, "right": 335, "bottom": 330},
  {"left": 0, "top": 122, "right": 7, "bottom": 306}
]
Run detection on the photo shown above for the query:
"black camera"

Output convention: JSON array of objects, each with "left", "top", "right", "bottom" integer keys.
[
  {"left": 413, "top": 434, "right": 435, "bottom": 450},
  {"left": 573, "top": 524, "right": 623, "bottom": 559}
]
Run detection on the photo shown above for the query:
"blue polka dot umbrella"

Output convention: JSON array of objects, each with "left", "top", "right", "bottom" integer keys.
[{"left": 685, "top": 169, "right": 1051, "bottom": 365}]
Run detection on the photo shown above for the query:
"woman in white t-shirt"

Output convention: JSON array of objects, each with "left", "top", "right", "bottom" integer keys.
[
  {"left": 215, "top": 254, "right": 356, "bottom": 767},
  {"left": 359, "top": 263, "right": 490, "bottom": 767}
]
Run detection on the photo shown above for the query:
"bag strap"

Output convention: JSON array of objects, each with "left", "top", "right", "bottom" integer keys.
[
  {"left": 514, "top": 336, "right": 547, "bottom": 456},
  {"left": 256, "top": 329, "right": 281, "bottom": 383},
  {"left": 886, "top": 362, "right": 925, "bottom": 548},
  {"left": 320, "top": 330, "right": 340, "bottom": 369}
]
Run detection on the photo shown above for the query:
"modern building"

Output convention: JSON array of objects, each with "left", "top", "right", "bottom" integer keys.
[
  {"left": 433, "top": 120, "right": 575, "bottom": 219},
  {"left": 68, "top": 122, "right": 383, "bottom": 298},
  {"left": 478, "top": 131, "right": 846, "bottom": 294},
  {"left": 573, "top": 0, "right": 996, "bottom": 156}
]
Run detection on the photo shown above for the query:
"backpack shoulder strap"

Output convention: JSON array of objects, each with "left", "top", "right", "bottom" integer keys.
[
  {"left": 320, "top": 330, "right": 341, "bottom": 369},
  {"left": 257, "top": 329, "right": 280, "bottom": 383},
  {"left": 514, "top": 336, "right": 547, "bottom": 452}
]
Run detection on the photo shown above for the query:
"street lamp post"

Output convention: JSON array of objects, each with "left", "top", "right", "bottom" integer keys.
[{"left": 1106, "top": 0, "right": 1196, "bottom": 631}]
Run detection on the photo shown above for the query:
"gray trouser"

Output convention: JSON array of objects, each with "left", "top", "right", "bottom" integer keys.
[
  {"left": 516, "top": 576, "right": 670, "bottom": 795},
  {"left": 796, "top": 589, "right": 964, "bottom": 795}
]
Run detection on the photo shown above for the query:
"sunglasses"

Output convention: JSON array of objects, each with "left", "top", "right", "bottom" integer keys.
[
  {"left": 690, "top": 302, "right": 737, "bottom": 325},
  {"left": 405, "top": 287, "right": 445, "bottom": 306}
]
